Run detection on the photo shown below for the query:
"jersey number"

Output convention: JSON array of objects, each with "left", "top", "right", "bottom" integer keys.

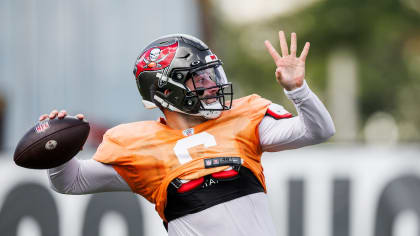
[{"left": 173, "top": 132, "right": 216, "bottom": 164}]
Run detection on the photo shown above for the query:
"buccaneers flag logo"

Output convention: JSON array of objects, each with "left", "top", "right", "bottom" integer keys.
[{"left": 134, "top": 42, "right": 178, "bottom": 78}]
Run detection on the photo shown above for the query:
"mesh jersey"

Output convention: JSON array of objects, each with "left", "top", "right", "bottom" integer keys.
[{"left": 93, "top": 94, "right": 271, "bottom": 221}]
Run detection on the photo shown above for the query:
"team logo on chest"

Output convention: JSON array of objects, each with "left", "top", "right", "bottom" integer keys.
[{"left": 182, "top": 128, "right": 194, "bottom": 137}]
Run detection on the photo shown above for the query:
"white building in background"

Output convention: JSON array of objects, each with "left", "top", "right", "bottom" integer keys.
[
  {"left": 0, "top": 0, "right": 202, "bottom": 151},
  {"left": 327, "top": 48, "right": 359, "bottom": 142}
]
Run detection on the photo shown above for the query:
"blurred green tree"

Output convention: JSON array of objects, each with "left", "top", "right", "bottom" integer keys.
[{"left": 210, "top": 0, "right": 420, "bottom": 141}]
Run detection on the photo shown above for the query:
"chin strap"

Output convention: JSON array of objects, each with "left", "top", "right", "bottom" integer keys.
[
  {"left": 198, "top": 100, "right": 223, "bottom": 119},
  {"left": 198, "top": 110, "right": 222, "bottom": 119}
]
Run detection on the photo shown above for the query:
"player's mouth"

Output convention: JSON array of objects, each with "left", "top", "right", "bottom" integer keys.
[
  {"left": 203, "top": 97, "right": 217, "bottom": 104},
  {"left": 200, "top": 94, "right": 220, "bottom": 104}
]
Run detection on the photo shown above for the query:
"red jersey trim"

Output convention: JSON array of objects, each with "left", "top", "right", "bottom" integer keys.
[
  {"left": 177, "top": 177, "right": 204, "bottom": 193},
  {"left": 211, "top": 169, "right": 239, "bottom": 179},
  {"left": 266, "top": 109, "right": 293, "bottom": 119}
]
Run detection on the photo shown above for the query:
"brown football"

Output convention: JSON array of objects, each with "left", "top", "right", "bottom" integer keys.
[{"left": 13, "top": 116, "right": 90, "bottom": 169}]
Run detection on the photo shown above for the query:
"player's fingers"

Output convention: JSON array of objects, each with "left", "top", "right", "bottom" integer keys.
[
  {"left": 279, "top": 31, "right": 289, "bottom": 57},
  {"left": 75, "top": 114, "right": 85, "bottom": 120},
  {"left": 39, "top": 114, "right": 48, "bottom": 121},
  {"left": 49, "top": 110, "right": 59, "bottom": 119},
  {"left": 264, "top": 40, "right": 281, "bottom": 66},
  {"left": 299, "top": 42, "right": 310, "bottom": 61},
  {"left": 57, "top": 110, "right": 67, "bottom": 119},
  {"left": 290, "top": 32, "right": 297, "bottom": 57}
]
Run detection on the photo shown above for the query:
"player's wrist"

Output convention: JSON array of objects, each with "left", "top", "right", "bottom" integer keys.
[{"left": 284, "top": 80, "right": 310, "bottom": 104}]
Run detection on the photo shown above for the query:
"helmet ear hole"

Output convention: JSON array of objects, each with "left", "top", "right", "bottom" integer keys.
[
  {"left": 184, "top": 97, "right": 199, "bottom": 111},
  {"left": 164, "top": 89, "right": 171, "bottom": 96}
]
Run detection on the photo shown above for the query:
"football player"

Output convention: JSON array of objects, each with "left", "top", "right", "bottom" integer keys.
[{"left": 42, "top": 31, "right": 335, "bottom": 235}]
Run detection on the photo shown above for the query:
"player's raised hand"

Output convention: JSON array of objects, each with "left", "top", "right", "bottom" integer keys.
[
  {"left": 39, "top": 109, "right": 84, "bottom": 121},
  {"left": 264, "top": 31, "right": 310, "bottom": 91}
]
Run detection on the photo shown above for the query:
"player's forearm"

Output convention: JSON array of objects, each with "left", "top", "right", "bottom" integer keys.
[
  {"left": 47, "top": 158, "right": 130, "bottom": 194},
  {"left": 287, "top": 80, "right": 335, "bottom": 142},
  {"left": 259, "top": 80, "right": 335, "bottom": 151}
]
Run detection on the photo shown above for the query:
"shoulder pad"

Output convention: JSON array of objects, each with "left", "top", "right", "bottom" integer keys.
[{"left": 265, "top": 103, "right": 292, "bottom": 119}]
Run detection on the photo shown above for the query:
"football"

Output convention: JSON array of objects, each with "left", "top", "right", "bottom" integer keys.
[{"left": 13, "top": 116, "right": 90, "bottom": 169}]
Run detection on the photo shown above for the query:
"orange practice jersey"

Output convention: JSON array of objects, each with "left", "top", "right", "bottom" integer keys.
[{"left": 93, "top": 94, "right": 271, "bottom": 220}]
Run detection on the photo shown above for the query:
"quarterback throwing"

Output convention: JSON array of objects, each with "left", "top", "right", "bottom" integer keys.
[{"left": 42, "top": 31, "right": 335, "bottom": 236}]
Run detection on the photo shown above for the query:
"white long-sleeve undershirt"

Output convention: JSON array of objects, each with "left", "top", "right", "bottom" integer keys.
[
  {"left": 259, "top": 80, "right": 335, "bottom": 152},
  {"left": 48, "top": 80, "right": 335, "bottom": 194},
  {"left": 48, "top": 154, "right": 130, "bottom": 194}
]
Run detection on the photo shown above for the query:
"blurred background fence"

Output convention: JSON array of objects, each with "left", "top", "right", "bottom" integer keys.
[{"left": 1, "top": 0, "right": 420, "bottom": 235}]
